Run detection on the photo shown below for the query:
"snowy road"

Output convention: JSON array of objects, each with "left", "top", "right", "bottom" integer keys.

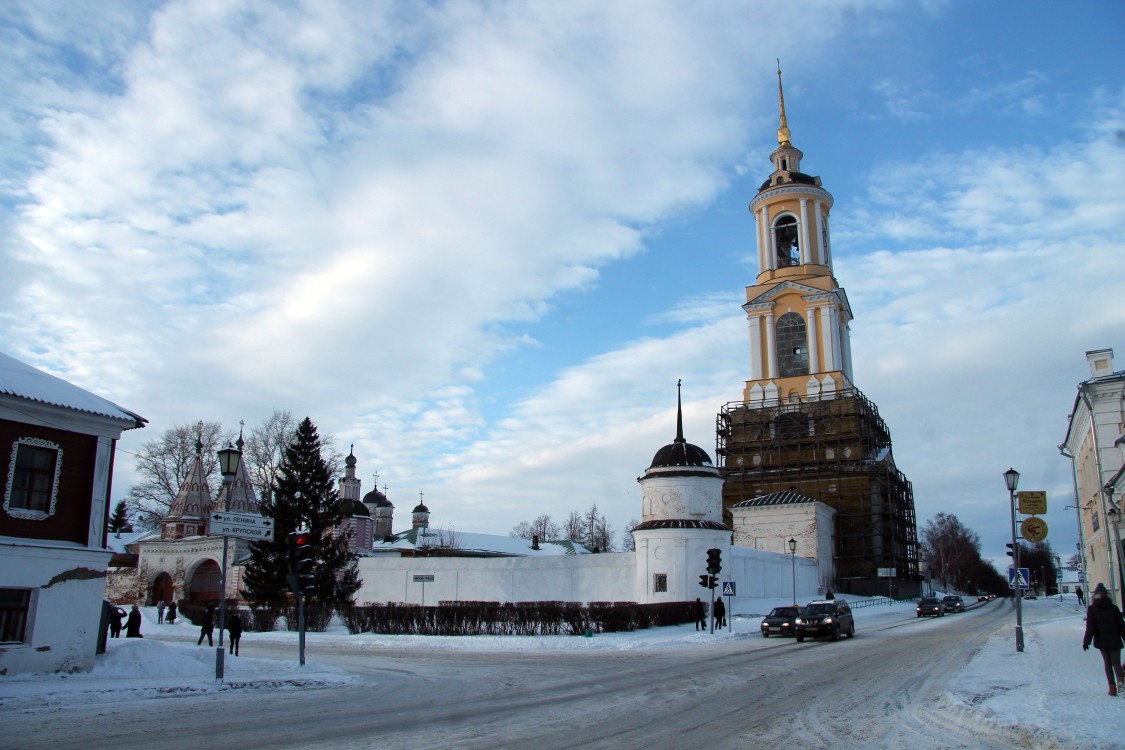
[{"left": 5, "top": 601, "right": 1051, "bottom": 750}]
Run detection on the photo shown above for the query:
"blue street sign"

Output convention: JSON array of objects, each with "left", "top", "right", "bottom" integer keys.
[
  {"left": 1008, "top": 567, "right": 1030, "bottom": 589},
  {"left": 722, "top": 581, "right": 736, "bottom": 596}
]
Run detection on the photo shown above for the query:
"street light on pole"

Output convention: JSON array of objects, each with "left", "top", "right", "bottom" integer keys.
[
  {"left": 1004, "top": 467, "right": 1024, "bottom": 653},
  {"left": 789, "top": 538, "right": 797, "bottom": 606},
  {"left": 215, "top": 437, "right": 243, "bottom": 680}
]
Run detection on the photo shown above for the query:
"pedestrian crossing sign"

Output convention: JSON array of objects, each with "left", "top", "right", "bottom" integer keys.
[
  {"left": 722, "top": 581, "right": 736, "bottom": 596},
  {"left": 1008, "top": 567, "right": 1030, "bottom": 589}
]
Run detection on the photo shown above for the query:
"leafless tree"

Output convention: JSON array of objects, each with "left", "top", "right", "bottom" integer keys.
[
  {"left": 622, "top": 519, "right": 640, "bottom": 551},
  {"left": 511, "top": 514, "right": 562, "bottom": 541},
  {"left": 563, "top": 510, "right": 585, "bottom": 543},
  {"left": 124, "top": 420, "right": 226, "bottom": 529},
  {"left": 418, "top": 525, "right": 463, "bottom": 553},
  {"left": 243, "top": 410, "right": 297, "bottom": 503},
  {"left": 920, "top": 512, "right": 980, "bottom": 591}
]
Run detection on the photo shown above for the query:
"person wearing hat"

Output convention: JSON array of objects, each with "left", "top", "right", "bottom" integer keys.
[{"left": 1082, "top": 582, "right": 1125, "bottom": 695}]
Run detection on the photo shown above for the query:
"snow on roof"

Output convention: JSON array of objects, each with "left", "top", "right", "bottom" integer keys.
[
  {"left": 372, "top": 527, "right": 591, "bottom": 556},
  {"left": 105, "top": 530, "right": 155, "bottom": 554},
  {"left": 0, "top": 351, "right": 146, "bottom": 428}
]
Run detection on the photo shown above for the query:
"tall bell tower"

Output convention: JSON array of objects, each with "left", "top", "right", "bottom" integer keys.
[
  {"left": 743, "top": 67, "right": 853, "bottom": 407},
  {"left": 716, "top": 68, "right": 920, "bottom": 596}
]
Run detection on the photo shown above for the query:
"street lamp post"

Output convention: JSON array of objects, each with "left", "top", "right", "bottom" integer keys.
[
  {"left": 788, "top": 538, "right": 797, "bottom": 606},
  {"left": 215, "top": 439, "right": 242, "bottom": 680},
  {"left": 1004, "top": 467, "right": 1024, "bottom": 653}
]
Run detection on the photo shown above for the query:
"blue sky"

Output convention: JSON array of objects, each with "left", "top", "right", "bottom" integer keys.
[{"left": 2, "top": 1, "right": 1123, "bottom": 565}]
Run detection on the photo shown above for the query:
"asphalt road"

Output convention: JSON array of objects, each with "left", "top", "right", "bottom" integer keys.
[{"left": 6, "top": 601, "right": 1032, "bottom": 750}]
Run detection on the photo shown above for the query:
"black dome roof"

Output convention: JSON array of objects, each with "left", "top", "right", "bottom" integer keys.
[
  {"left": 649, "top": 439, "right": 713, "bottom": 469},
  {"left": 363, "top": 489, "right": 392, "bottom": 508},
  {"left": 648, "top": 380, "right": 714, "bottom": 468},
  {"left": 339, "top": 498, "right": 371, "bottom": 517}
]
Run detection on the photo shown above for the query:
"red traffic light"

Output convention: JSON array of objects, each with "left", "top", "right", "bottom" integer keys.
[{"left": 293, "top": 531, "right": 312, "bottom": 547}]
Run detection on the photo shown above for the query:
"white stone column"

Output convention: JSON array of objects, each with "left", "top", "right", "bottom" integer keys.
[
  {"left": 765, "top": 312, "right": 777, "bottom": 378},
  {"left": 754, "top": 209, "right": 765, "bottom": 272},
  {"left": 842, "top": 322, "right": 854, "bottom": 381},
  {"left": 799, "top": 198, "right": 811, "bottom": 265},
  {"left": 748, "top": 314, "right": 763, "bottom": 380},
  {"left": 829, "top": 309, "right": 843, "bottom": 372},
  {"left": 807, "top": 306, "right": 820, "bottom": 372},
  {"left": 819, "top": 307, "right": 836, "bottom": 371}
]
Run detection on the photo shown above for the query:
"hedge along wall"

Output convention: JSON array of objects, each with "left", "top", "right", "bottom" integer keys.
[
  {"left": 340, "top": 600, "right": 700, "bottom": 636},
  {"left": 355, "top": 551, "right": 638, "bottom": 606}
]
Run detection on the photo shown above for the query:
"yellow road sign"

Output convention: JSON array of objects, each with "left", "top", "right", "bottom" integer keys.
[
  {"left": 1021, "top": 516, "right": 1049, "bottom": 543},
  {"left": 1018, "top": 490, "right": 1047, "bottom": 515}
]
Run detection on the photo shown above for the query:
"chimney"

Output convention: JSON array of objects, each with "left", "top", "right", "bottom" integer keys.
[{"left": 1087, "top": 349, "right": 1114, "bottom": 378}]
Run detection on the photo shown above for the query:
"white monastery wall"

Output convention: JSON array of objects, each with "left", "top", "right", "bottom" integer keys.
[
  {"left": 356, "top": 553, "right": 637, "bottom": 605},
  {"left": 356, "top": 545, "right": 821, "bottom": 610}
]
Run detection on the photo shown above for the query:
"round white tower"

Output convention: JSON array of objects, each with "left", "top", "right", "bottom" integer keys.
[{"left": 634, "top": 382, "right": 729, "bottom": 604}]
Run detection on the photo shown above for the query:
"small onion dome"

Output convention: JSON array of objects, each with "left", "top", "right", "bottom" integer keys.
[
  {"left": 339, "top": 498, "right": 371, "bottom": 517},
  {"left": 412, "top": 502, "right": 429, "bottom": 514},
  {"left": 345, "top": 453, "right": 357, "bottom": 468},
  {"left": 363, "top": 489, "right": 393, "bottom": 508}
]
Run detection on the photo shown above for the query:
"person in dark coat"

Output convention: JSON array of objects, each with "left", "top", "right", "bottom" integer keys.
[
  {"left": 125, "top": 604, "right": 143, "bottom": 638},
  {"left": 1076, "top": 586, "right": 1085, "bottom": 606},
  {"left": 197, "top": 603, "right": 216, "bottom": 646},
  {"left": 1082, "top": 582, "right": 1125, "bottom": 695},
  {"left": 166, "top": 600, "right": 177, "bottom": 624},
  {"left": 693, "top": 598, "right": 706, "bottom": 631},
  {"left": 227, "top": 613, "right": 243, "bottom": 656},
  {"left": 109, "top": 606, "right": 126, "bottom": 638},
  {"left": 713, "top": 598, "right": 726, "bottom": 629}
]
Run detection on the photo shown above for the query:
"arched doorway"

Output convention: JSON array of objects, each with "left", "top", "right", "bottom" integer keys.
[
  {"left": 152, "top": 572, "right": 174, "bottom": 605},
  {"left": 187, "top": 559, "right": 221, "bottom": 602}
]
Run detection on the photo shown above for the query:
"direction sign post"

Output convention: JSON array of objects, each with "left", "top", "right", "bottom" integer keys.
[{"left": 209, "top": 512, "right": 274, "bottom": 542}]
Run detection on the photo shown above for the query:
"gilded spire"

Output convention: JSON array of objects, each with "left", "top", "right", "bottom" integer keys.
[
  {"left": 675, "top": 379, "right": 685, "bottom": 444},
  {"left": 776, "top": 60, "right": 792, "bottom": 147}
]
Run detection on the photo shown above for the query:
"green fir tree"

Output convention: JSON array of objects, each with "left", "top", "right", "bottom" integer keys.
[
  {"left": 108, "top": 500, "right": 134, "bottom": 533},
  {"left": 241, "top": 417, "right": 360, "bottom": 610}
]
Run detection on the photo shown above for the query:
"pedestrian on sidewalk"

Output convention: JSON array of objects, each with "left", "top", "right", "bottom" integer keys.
[
  {"left": 157, "top": 600, "right": 165, "bottom": 624},
  {"left": 1082, "top": 582, "right": 1125, "bottom": 695},
  {"left": 167, "top": 600, "right": 177, "bottom": 624},
  {"left": 197, "top": 603, "right": 216, "bottom": 647},
  {"left": 694, "top": 598, "right": 706, "bottom": 631},
  {"left": 227, "top": 613, "right": 243, "bottom": 656},
  {"left": 713, "top": 598, "right": 726, "bottom": 629}
]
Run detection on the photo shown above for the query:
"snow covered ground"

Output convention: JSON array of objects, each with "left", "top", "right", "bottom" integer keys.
[{"left": 3, "top": 593, "right": 1122, "bottom": 747}]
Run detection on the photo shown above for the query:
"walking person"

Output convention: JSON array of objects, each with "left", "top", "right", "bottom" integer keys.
[
  {"left": 1077, "top": 586, "right": 1085, "bottom": 606},
  {"left": 227, "top": 613, "right": 243, "bottom": 656},
  {"left": 166, "top": 600, "right": 177, "bottom": 624},
  {"left": 157, "top": 599, "right": 165, "bottom": 624},
  {"left": 1082, "top": 582, "right": 1125, "bottom": 695},
  {"left": 197, "top": 603, "right": 216, "bottom": 646},
  {"left": 713, "top": 597, "right": 726, "bottom": 629},
  {"left": 694, "top": 598, "right": 706, "bottom": 631},
  {"left": 109, "top": 606, "right": 126, "bottom": 638},
  {"left": 125, "top": 604, "right": 143, "bottom": 638}
]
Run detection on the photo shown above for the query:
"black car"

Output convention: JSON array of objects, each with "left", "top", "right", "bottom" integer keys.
[
  {"left": 942, "top": 595, "right": 965, "bottom": 613},
  {"left": 916, "top": 597, "right": 944, "bottom": 617},
  {"left": 760, "top": 606, "right": 801, "bottom": 637},
  {"left": 794, "top": 600, "right": 854, "bottom": 642}
]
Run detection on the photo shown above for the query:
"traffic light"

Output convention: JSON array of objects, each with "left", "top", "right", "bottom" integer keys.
[
  {"left": 706, "top": 548, "right": 722, "bottom": 576},
  {"left": 1005, "top": 543, "right": 1016, "bottom": 558},
  {"left": 288, "top": 529, "right": 315, "bottom": 596},
  {"left": 708, "top": 575, "right": 718, "bottom": 589},
  {"left": 699, "top": 574, "right": 710, "bottom": 589}
]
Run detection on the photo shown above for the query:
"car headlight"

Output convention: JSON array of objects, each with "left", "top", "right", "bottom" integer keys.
[
  {"left": 795, "top": 618, "right": 804, "bottom": 625},
  {"left": 824, "top": 617, "right": 833, "bottom": 624}
]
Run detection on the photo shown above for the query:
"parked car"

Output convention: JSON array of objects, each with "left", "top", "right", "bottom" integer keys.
[
  {"left": 760, "top": 606, "right": 801, "bottom": 637},
  {"left": 977, "top": 593, "right": 989, "bottom": 602},
  {"left": 916, "top": 597, "right": 944, "bottom": 617},
  {"left": 794, "top": 599, "right": 854, "bottom": 642},
  {"left": 942, "top": 595, "right": 965, "bottom": 613}
]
